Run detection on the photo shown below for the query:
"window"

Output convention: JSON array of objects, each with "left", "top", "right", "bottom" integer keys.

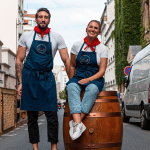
[
  {"left": 140, "top": 55, "right": 150, "bottom": 78},
  {"left": 33, "top": 20, "right": 37, "bottom": 27},
  {"left": 64, "top": 78, "right": 66, "bottom": 82},
  {"left": 28, "top": 20, "right": 32, "bottom": 26},
  {"left": 131, "top": 61, "right": 142, "bottom": 83}
]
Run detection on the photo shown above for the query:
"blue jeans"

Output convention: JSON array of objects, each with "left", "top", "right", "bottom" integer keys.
[{"left": 66, "top": 83, "right": 99, "bottom": 115}]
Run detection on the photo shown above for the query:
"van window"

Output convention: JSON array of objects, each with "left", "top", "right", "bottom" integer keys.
[
  {"left": 140, "top": 55, "right": 150, "bottom": 78},
  {"left": 131, "top": 61, "right": 142, "bottom": 83}
]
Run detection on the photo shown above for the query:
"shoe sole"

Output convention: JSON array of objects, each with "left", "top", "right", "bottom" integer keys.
[
  {"left": 69, "top": 120, "right": 73, "bottom": 128},
  {"left": 71, "top": 125, "right": 86, "bottom": 140}
]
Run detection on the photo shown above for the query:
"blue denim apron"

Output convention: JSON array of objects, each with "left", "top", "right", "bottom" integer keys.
[
  {"left": 66, "top": 43, "right": 104, "bottom": 91},
  {"left": 21, "top": 32, "right": 57, "bottom": 111}
]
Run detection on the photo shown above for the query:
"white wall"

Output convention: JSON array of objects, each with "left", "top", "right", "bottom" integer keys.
[
  {"left": 62, "top": 71, "right": 69, "bottom": 91},
  {"left": 2, "top": 49, "right": 16, "bottom": 76},
  {"left": 0, "top": 41, "right": 3, "bottom": 65},
  {"left": 107, "top": 1, "right": 115, "bottom": 23},
  {"left": 0, "top": 0, "right": 24, "bottom": 54},
  {"left": 52, "top": 65, "right": 69, "bottom": 91},
  {"left": 8, "top": 52, "right": 16, "bottom": 76},
  {"left": 2, "top": 51, "right": 8, "bottom": 64}
]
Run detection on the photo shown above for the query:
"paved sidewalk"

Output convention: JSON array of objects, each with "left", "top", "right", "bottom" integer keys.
[{"left": 0, "top": 109, "right": 65, "bottom": 150}]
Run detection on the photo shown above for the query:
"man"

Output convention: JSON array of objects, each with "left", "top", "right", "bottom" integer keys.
[{"left": 16, "top": 8, "right": 70, "bottom": 150}]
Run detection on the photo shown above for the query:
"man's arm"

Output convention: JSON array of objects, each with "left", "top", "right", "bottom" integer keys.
[
  {"left": 16, "top": 46, "right": 26, "bottom": 96},
  {"left": 70, "top": 53, "right": 76, "bottom": 79},
  {"left": 59, "top": 48, "right": 70, "bottom": 79}
]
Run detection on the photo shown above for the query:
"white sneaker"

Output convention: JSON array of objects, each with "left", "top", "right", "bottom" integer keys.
[
  {"left": 69, "top": 120, "right": 74, "bottom": 128},
  {"left": 71, "top": 122, "right": 86, "bottom": 140},
  {"left": 69, "top": 120, "right": 74, "bottom": 138}
]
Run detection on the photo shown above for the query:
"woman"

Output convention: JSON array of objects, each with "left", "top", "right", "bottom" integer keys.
[{"left": 66, "top": 20, "right": 108, "bottom": 140}]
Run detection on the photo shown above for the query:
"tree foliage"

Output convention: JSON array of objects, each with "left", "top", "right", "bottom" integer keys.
[{"left": 59, "top": 88, "right": 67, "bottom": 100}]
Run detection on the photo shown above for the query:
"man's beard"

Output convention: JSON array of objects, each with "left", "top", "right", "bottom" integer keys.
[{"left": 38, "top": 23, "right": 48, "bottom": 31}]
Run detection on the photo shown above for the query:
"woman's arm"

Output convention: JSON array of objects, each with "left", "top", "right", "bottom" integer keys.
[
  {"left": 78, "top": 58, "right": 107, "bottom": 84},
  {"left": 70, "top": 53, "right": 77, "bottom": 79}
]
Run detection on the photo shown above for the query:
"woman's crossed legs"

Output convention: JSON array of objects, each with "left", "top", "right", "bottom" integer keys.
[{"left": 66, "top": 82, "right": 99, "bottom": 140}]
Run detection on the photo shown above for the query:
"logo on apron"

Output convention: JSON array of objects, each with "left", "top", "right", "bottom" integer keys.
[
  {"left": 80, "top": 55, "right": 90, "bottom": 64},
  {"left": 36, "top": 44, "right": 47, "bottom": 54}
]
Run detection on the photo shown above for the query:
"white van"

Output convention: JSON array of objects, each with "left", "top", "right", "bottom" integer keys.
[{"left": 123, "top": 44, "right": 150, "bottom": 129}]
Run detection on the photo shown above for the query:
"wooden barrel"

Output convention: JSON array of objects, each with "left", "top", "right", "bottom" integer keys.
[{"left": 63, "top": 91, "right": 123, "bottom": 150}]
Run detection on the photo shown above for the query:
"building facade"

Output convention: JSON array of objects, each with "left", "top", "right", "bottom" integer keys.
[
  {"left": 0, "top": 40, "right": 4, "bottom": 86},
  {"left": 100, "top": 0, "right": 117, "bottom": 91},
  {"left": 24, "top": 11, "right": 37, "bottom": 32},
  {"left": 52, "top": 65, "right": 69, "bottom": 102},
  {"left": 142, "top": 0, "right": 150, "bottom": 45},
  {"left": 0, "top": 48, "right": 16, "bottom": 89},
  {"left": 0, "top": 0, "right": 24, "bottom": 54}
]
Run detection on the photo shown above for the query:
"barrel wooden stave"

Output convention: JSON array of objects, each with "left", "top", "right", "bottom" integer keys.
[{"left": 63, "top": 91, "right": 123, "bottom": 150}]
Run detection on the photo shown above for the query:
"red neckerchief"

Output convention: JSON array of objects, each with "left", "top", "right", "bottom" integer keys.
[
  {"left": 84, "top": 36, "right": 100, "bottom": 52},
  {"left": 34, "top": 26, "right": 51, "bottom": 38}
]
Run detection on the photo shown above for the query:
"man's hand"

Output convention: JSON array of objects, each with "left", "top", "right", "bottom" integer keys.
[
  {"left": 17, "top": 84, "right": 22, "bottom": 96},
  {"left": 78, "top": 78, "right": 90, "bottom": 84}
]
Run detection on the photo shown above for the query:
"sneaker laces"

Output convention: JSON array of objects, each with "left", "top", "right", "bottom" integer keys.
[{"left": 73, "top": 124, "right": 78, "bottom": 133}]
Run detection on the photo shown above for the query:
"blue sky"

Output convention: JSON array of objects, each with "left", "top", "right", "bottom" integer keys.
[{"left": 24, "top": 0, "right": 106, "bottom": 65}]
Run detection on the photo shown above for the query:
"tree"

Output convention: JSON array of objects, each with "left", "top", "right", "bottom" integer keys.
[{"left": 59, "top": 88, "right": 67, "bottom": 100}]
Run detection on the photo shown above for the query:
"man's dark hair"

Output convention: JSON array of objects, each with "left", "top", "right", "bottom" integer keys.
[
  {"left": 87, "top": 20, "right": 101, "bottom": 31},
  {"left": 35, "top": 8, "right": 51, "bottom": 19}
]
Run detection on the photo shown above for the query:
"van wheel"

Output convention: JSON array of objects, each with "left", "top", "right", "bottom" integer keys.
[
  {"left": 140, "top": 108, "right": 149, "bottom": 130},
  {"left": 121, "top": 107, "right": 130, "bottom": 122}
]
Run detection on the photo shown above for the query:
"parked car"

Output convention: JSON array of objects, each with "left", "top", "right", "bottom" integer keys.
[{"left": 122, "top": 44, "right": 150, "bottom": 129}]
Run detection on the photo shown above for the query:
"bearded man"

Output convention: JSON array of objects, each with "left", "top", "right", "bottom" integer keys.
[{"left": 16, "top": 8, "right": 70, "bottom": 150}]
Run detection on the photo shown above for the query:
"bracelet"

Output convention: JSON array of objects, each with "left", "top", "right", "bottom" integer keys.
[{"left": 18, "top": 82, "right": 22, "bottom": 85}]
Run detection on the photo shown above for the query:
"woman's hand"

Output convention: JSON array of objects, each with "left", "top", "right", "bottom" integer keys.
[{"left": 78, "top": 78, "right": 90, "bottom": 84}]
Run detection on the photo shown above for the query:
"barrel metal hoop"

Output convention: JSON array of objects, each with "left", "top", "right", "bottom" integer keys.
[
  {"left": 64, "top": 112, "right": 121, "bottom": 118},
  {"left": 67, "top": 97, "right": 118, "bottom": 102},
  {"left": 65, "top": 142, "right": 122, "bottom": 148},
  {"left": 95, "top": 99, "right": 119, "bottom": 103}
]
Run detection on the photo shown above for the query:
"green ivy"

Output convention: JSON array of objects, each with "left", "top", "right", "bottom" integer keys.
[
  {"left": 114, "top": 0, "right": 141, "bottom": 86},
  {"left": 140, "top": 0, "right": 147, "bottom": 48},
  {"left": 59, "top": 88, "right": 67, "bottom": 100}
]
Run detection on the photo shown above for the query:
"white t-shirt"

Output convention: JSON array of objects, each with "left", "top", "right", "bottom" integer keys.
[
  {"left": 18, "top": 30, "right": 67, "bottom": 58},
  {"left": 71, "top": 40, "right": 108, "bottom": 66}
]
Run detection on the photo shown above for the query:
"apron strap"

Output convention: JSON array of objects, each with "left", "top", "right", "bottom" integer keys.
[
  {"left": 33, "top": 32, "right": 37, "bottom": 41},
  {"left": 48, "top": 33, "right": 51, "bottom": 43},
  {"left": 79, "top": 42, "right": 96, "bottom": 53},
  {"left": 79, "top": 42, "right": 85, "bottom": 53}
]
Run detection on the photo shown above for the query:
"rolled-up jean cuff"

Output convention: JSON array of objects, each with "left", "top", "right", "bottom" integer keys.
[
  {"left": 81, "top": 110, "right": 89, "bottom": 115},
  {"left": 48, "top": 140, "right": 59, "bottom": 143},
  {"left": 70, "top": 111, "right": 81, "bottom": 115}
]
